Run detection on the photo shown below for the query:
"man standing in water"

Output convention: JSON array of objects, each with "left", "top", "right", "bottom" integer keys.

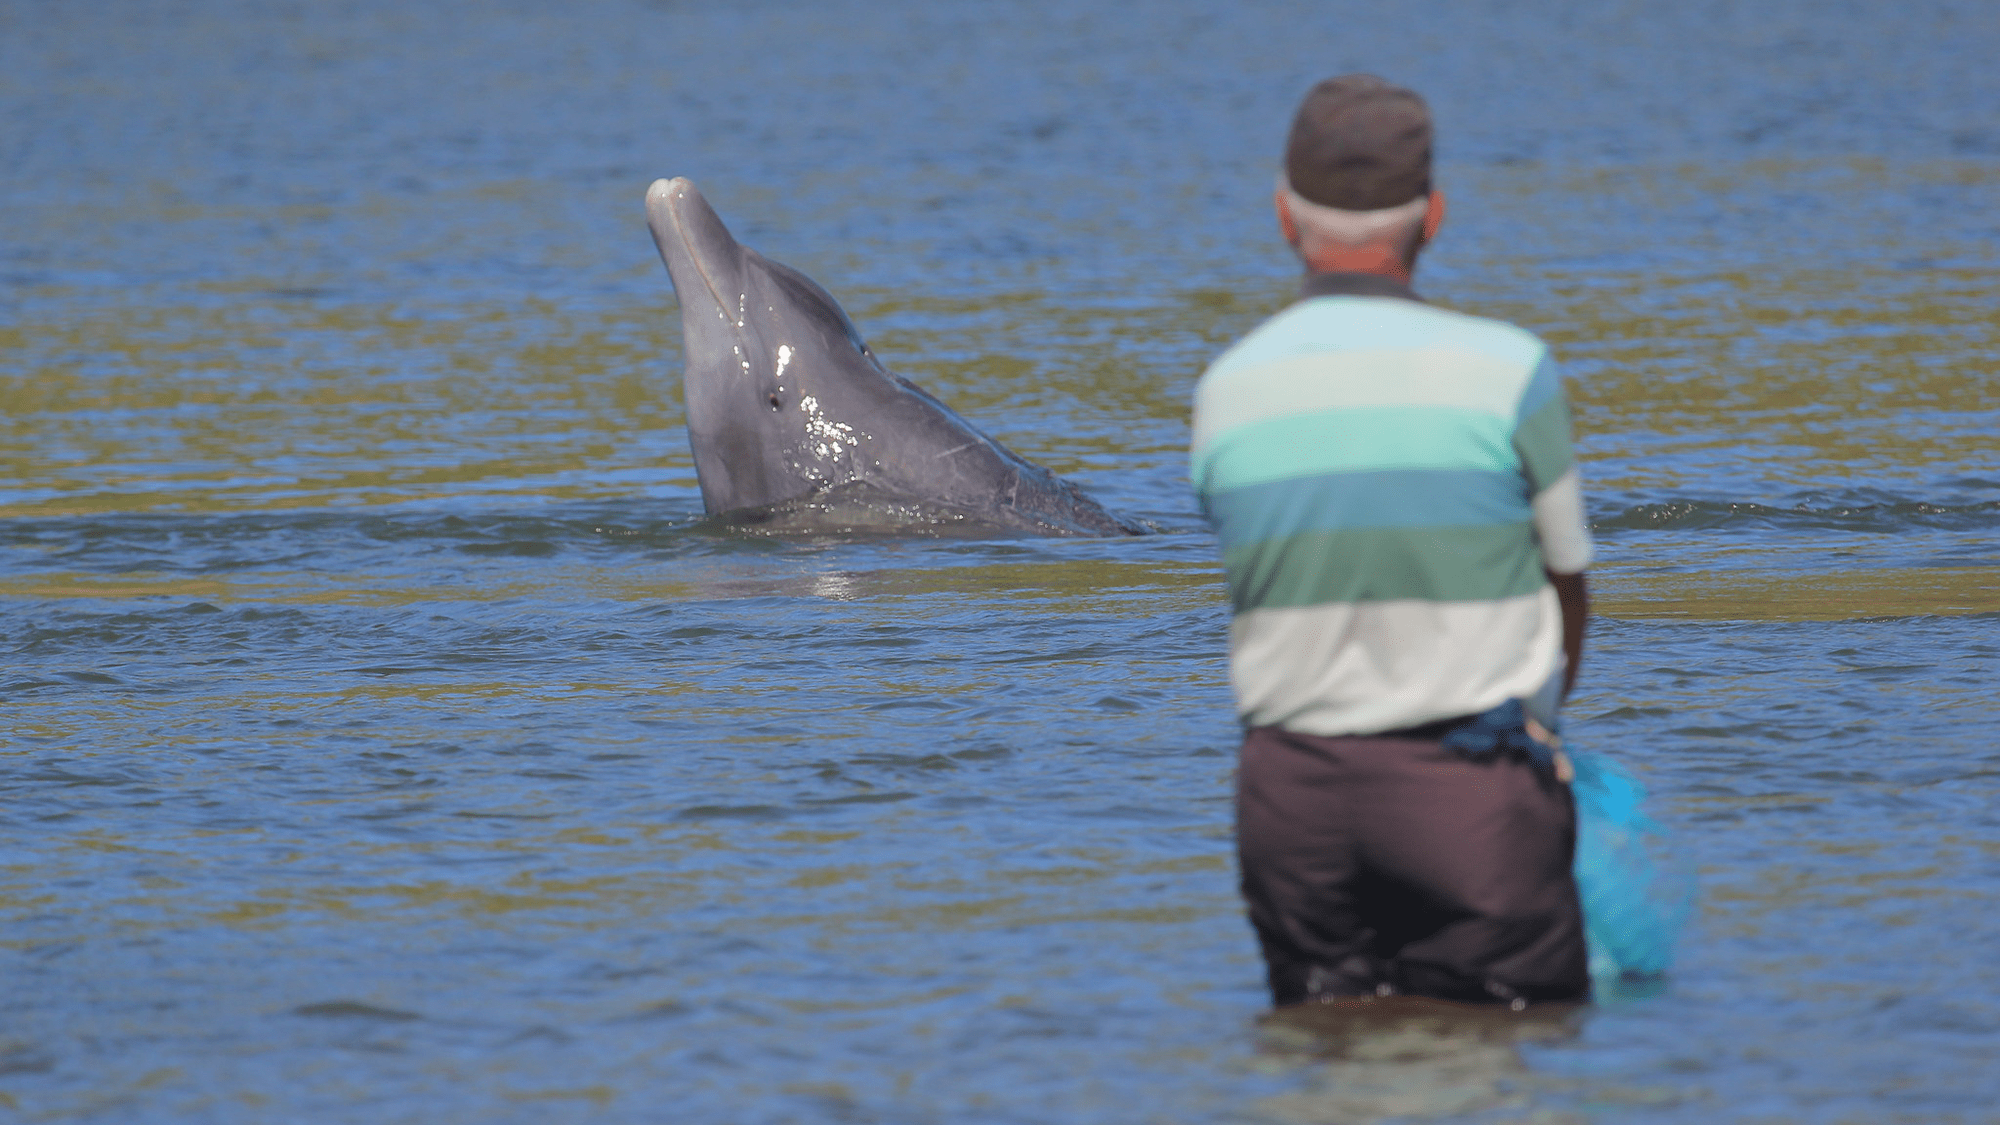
[{"left": 1191, "top": 76, "right": 1595, "bottom": 1007}]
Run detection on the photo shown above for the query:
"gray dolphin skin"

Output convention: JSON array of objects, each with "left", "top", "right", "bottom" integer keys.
[{"left": 644, "top": 177, "right": 1144, "bottom": 536}]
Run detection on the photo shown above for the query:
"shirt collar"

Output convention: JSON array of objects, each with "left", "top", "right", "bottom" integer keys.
[{"left": 1297, "top": 271, "right": 1424, "bottom": 303}]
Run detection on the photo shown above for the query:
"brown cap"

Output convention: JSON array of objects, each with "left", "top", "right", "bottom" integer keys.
[{"left": 1283, "top": 75, "right": 1432, "bottom": 210}]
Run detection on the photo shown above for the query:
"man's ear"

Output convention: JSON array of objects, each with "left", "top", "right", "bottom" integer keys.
[
  {"left": 1275, "top": 189, "right": 1301, "bottom": 248},
  {"left": 1421, "top": 190, "right": 1447, "bottom": 244}
]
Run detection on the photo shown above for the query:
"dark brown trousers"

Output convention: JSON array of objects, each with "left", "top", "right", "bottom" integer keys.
[{"left": 1236, "top": 724, "right": 1590, "bottom": 1007}]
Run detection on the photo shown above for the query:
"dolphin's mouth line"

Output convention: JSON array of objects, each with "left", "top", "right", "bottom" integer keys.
[{"left": 667, "top": 188, "right": 736, "bottom": 334}]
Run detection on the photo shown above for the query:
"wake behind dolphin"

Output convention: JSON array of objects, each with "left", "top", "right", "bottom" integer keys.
[{"left": 644, "top": 178, "right": 1144, "bottom": 537}]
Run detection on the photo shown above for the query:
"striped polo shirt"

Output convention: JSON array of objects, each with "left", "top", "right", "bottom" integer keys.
[{"left": 1191, "top": 273, "right": 1593, "bottom": 737}]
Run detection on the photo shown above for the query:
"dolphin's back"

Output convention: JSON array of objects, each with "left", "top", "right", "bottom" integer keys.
[{"left": 864, "top": 377, "right": 1134, "bottom": 535}]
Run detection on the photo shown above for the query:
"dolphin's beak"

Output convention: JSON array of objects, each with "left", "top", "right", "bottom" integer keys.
[{"left": 645, "top": 177, "right": 741, "bottom": 321}]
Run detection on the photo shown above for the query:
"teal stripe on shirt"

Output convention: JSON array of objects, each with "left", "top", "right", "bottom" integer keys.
[
  {"left": 1191, "top": 404, "right": 1518, "bottom": 494},
  {"left": 1222, "top": 523, "right": 1549, "bottom": 611},
  {"left": 1515, "top": 353, "right": 1563, "bottom": 421},
  {"left": 1202, "top": 468, "right": 1531, "bottom": 554},
  {"left": 1512, "top": 392, "right": 1575, "bottom": 494}
]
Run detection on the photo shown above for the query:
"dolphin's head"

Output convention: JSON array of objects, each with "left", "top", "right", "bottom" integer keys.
[{"left": 645, "top": 177, "right": 895, "bottom": 514}]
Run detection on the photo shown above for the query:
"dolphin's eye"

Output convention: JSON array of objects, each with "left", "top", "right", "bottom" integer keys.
[{"left": 768, "top": 394, "right": 782, "bottom": 411}]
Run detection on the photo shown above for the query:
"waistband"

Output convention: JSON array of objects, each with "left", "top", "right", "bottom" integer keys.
[{"left": 1371, "top": 714, "right": 1482, "bottom": 740}]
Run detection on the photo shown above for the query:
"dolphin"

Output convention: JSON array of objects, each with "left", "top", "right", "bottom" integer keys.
[{"left": 643, "top": 177, "right": 1144, "bottom": 537}]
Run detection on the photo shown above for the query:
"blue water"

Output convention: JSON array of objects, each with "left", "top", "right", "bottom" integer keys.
[{"left": 4, "top": 1, "right": 1998, "bottom": 1121}]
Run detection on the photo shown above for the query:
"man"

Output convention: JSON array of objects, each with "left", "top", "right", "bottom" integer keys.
[{"left": 1191, "top": 75, "right": 1595, "bottom": 1008}]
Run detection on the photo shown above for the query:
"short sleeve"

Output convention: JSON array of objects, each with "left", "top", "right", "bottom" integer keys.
[
  {"left": 1512, "top": 353, "right": 1575, "bottom": 495},
  {"left": 1513, "top": 352, "right": 1593, "bottom": 573}
]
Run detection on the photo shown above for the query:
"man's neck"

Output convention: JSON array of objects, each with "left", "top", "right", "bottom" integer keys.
[
  {"left": 1298, "top": 244, "right": 1415, "bottom": 284},
  {"left": 1298, "top": 270, "right": 1422, "bottom": 303}
]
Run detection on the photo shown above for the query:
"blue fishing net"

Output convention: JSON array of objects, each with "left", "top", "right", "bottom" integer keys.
[{"left": 1569, "top": 748, "right": 1697, "bottom": 980}]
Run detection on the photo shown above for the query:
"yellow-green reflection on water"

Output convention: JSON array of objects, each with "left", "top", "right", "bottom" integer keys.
[
  {"left": 1592, "top": 561, "right": 1997, "bottom": 620},
  {"left": 5, "top": 555, "right": 1992, "bottom": 622}
]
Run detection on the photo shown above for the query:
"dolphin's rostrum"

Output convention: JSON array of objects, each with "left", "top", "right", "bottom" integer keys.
[{"left": 645, "top": 178, "right": 1143, "bottom": 536}]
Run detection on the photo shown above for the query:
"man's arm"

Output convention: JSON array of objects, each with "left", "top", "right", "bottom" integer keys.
[{"left": 1547, "top": 569, "right": 1588, "bottom": 702}]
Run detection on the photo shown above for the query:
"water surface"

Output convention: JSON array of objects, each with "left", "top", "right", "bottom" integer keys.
[{"left": 4, "top": 1, "right": 1998, "bottom": 1121}]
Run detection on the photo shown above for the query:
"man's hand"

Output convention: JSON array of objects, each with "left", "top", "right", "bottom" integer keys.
[{"left": 1547, "top": 570, "right": 1589, "bottom": 701}]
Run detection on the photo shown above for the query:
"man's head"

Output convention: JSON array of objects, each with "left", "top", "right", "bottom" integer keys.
[{"left": 1276, "top": 75, "right": 1443, "bottom": 280}]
